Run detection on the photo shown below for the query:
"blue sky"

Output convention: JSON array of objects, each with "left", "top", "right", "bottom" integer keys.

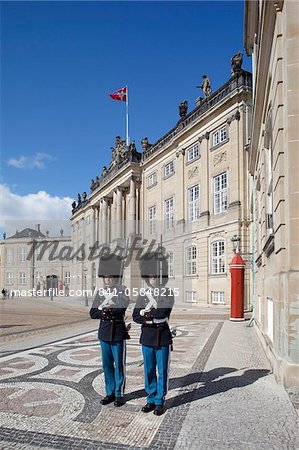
[{"left": 1, "top": 0, "right": 250, "bottom": 233}]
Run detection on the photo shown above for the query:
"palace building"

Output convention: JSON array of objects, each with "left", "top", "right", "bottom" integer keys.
[
  {"left": 0, "top": 225, "right": 72, "bottom": 295},
  {"left": 70, "top": 66, "right": 253, "bottom": 307},
  {"left": 245, "top": 0, "right": 299, "bottom": 388}
]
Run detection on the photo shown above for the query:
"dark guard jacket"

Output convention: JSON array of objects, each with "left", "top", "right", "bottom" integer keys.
[
  {"left": 90, "top": 285, "right": 129, "bottom": 342},
  {"left": 133, "top": 288, "right": 174, "bottom": 347}
]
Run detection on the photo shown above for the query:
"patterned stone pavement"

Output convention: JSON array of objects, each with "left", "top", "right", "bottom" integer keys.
[{"left": 0, "top": 313, "right": 298, "bottom": 450}]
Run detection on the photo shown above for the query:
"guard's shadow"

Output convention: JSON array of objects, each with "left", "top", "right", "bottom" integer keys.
[
  {"left": 167, "top": 367, "right": 270, "bottom": 409},
  {"left": 126, "top": 367, "right": 270, "bottom": 407},
  {"left": 126, "top": 367, "right": 248, "bottom": 402}
]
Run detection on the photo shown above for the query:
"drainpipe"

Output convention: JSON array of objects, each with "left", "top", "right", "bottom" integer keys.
[{"left": 247, "top": 174, "right": 256, "bottom": 327}]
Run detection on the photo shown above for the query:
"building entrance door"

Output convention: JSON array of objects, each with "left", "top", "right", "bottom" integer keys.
[{"left": 46, "top": 275, "right": 58, "bottom": 297}]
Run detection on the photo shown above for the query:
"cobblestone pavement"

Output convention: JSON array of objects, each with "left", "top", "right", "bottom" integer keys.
[
  {"left": 0, "top": 310, "right": 298, "bottom": 450},
  {"left": 0, "top": 297, "right": 89, "bottom": 346}
]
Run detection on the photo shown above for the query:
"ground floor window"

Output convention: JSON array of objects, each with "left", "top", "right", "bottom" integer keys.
[
  {"left": 186, "top": 291, "right": 197, "bottom": 303},
  {"left": 6, "top": 272, "right": 13, "bottom": 285},
  {"left": 211, "top": 291, "right": 225, "bottom": 304}
]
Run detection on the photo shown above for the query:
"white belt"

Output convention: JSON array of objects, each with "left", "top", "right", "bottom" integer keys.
[{"left": 146, "top": 318, "right": 168, "bottom": 324}]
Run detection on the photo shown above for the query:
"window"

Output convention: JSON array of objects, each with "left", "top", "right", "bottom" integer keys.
[
  {"left": 266, "top": 213, "right": 273, "bottom": 230},
  {"left": 212, "top": 126, "right": 227, "bottom": 147},
  {"left": 6, "top": 248, "right": 13, "bottom": 264},
  {"left": 188, "top": 185, "right": 200, "bottom": 222},
  {"left": 19, "top": 247, "right": 26, "bottom": 262},
  {"left": 35, "top": 271, "right": 42, "bottom": 281},
  {"left": 64, "top": 271, "right": 71, "bottom": 285},
  {"left": 168, "top": 251, "right": 174, "bottom": 277},
  {"left": 149, "top": 206, "right": 156, "bottom": 235},
  {"left": 148, "top": 172, "right": 157, "bottom": 188},
  {"left": 19, "top": 272, "right": 26, "bottom": 285},
  {"left": 164, "top": 161, "right": 174, "bottom": 177},
  {"left": 211, "top": 241, "right": 226, "bottom": 274},
  {"left": 211, "top": 291, "right": 225, "bottom": 304},
  {"left": 186, "top": 291, "right": 197, "bottom": 303},
  {"left": 6, "top": 272, "right": 13, "bottom": 285},
  {"left": 186, "top": 245, "right": 197, "bottom": 276},
  {"left": 214, "top": 172, "right": 228, "bottom": 214},
  {"left": 165, "top": 197, "right": 174, "bottom": 230},
  {"left": 187, "top": 143, "right": 200, "bottom": 162}
]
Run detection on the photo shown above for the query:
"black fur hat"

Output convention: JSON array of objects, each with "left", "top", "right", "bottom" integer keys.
[
  {"left": 139, "top": 251, "right": 168, "bottom": 286},
  {"left": 98, "top": 254, "right": 123, "bottom": 278}
]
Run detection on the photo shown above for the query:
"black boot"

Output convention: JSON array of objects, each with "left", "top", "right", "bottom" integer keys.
[
  {"left": 100, "top": 395, "right": 115, "bottom": 405},
  {"left": 154, "top": 404, "right": 166, "bottom": 416},
  {"left": 114, "top": 397, "right": 125, "bottom": 407},
  {"left": 141, "top": 403, "right": 155, "bottom": 413}
]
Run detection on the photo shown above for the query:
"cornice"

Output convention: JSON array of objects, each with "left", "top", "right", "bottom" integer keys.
[{"left": 249, "top": 1, "right": 277, "bottom": 175}]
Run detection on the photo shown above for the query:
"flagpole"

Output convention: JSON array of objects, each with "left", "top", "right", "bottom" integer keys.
[{"left": 126, "top": 85, "right": 130, "bottom": 146}]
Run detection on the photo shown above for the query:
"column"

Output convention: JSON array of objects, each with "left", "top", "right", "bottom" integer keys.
[
  {"left": 116, "top": 186, "right": 123, "bottom": 239},
  {"left": 200, "top": 134, "right": 210, "bottom": 226},
  {"left": 91, "top": 206, "right": 96, "bottom": 246},
  {"left": 175, "top": 147, "right": 185, "bottom": 226},
  {"left": 111, "top": 190, "right": 117, "bottom": 241},
  {"left": 101, "top": 198, "right": 108, "bottom": 244},
  {"left": 94, "top": 204, "right": 100, "bottom": 244},
  {"left": 127, "top": 176, "right": 136, "bottom": 235}
]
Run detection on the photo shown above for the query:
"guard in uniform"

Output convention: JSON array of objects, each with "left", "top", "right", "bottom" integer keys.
[
  {"left": 90, "top": 254, "right": 130, "bottom": 407},
  {"left": 133, "top": 251, "right": 174, "bottom": 415}
]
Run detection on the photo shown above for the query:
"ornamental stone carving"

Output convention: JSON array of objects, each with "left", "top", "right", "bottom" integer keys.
[
  {"left": 213, "top": 151, "right": 227, "bottom": 166},
  {"left": 198, "top": 131, "right": 209, "bottom": 143},
  {"left": 188, "top": 166, "right": 199, "bottom": 179},
  {"left": 176, "top": 147, "right": 185, "bottom": 158},
  {"left": 227, "top": 110, "right": 241, "bottom": 125}
]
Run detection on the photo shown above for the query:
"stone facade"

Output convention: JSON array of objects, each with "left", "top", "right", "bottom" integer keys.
[
  {"left": 71, "top": 70, "right": 253, "bottom": 308},
  {"left": 245, "top": 0, "right": 299, "bottom": 388}
]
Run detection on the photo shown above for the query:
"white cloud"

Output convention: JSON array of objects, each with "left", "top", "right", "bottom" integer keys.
[
  {"left": 7, "top": 152, "right": 55, "bottom": 169},
  {"left": 0, "top": 184, "right": 74, "bottom": 236}
]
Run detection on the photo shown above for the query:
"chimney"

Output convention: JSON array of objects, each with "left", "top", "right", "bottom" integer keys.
[{"left": 36, "top": 224, "right": 41, "bottom": 233}]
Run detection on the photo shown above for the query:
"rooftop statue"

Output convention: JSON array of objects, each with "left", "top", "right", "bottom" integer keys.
[
  {"left": 109, "top": 136, "right": 129, "bottom": 169},
  {"left": 179, "top": 100, "right": 188, "bottom": 118},
  {"left": 231, "top": 51, "right": 243, "bottom": 75},
  {"left": 141, "top": 137, "right": 151, "bottom": 152},
  {"left": 130, "top": 140, "right": 139, "bottom": 156},
  {"left": 197, "top": 74, "right": 211, "bottom": 98}
]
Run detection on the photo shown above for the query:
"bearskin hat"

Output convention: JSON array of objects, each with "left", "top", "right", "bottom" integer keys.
[
  {"left": 98, "top": 253, "right": 123, "bottom": 278},
  {"left": 139, "top": 251, "right": 168, "bottom": 286}
]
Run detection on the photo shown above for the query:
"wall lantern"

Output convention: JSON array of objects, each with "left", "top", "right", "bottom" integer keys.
[{"left": 231, "top": 234, "right": 241, "bottom": 253}]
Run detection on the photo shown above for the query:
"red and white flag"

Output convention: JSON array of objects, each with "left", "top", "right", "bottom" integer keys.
[{"left": 109, "top": 86, "right": 127, "bottom": 102}]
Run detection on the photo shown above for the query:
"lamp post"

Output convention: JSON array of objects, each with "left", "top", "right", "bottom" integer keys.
[
  {"left": 83, "top": 267, "right": 88, "bottom": 306},
  {"left": 231, "top": 234, "right": 241, "bottom": 253}
]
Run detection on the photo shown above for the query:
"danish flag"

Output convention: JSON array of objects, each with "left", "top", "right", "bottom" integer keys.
[{"left": 109, "top": 86, "right": 127, "bottom": 102}]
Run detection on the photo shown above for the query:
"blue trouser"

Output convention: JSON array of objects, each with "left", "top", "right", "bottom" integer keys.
[
  {"left": 142, "top": 344, "right": 171, "bottom": 406},
  {"left": 100, "top": 340, "right": 126, "bottom": 397}
]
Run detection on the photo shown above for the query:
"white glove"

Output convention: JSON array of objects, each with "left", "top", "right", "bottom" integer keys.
[{"left": 140, "top": 309, "right": 145, "bottom": 316}]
